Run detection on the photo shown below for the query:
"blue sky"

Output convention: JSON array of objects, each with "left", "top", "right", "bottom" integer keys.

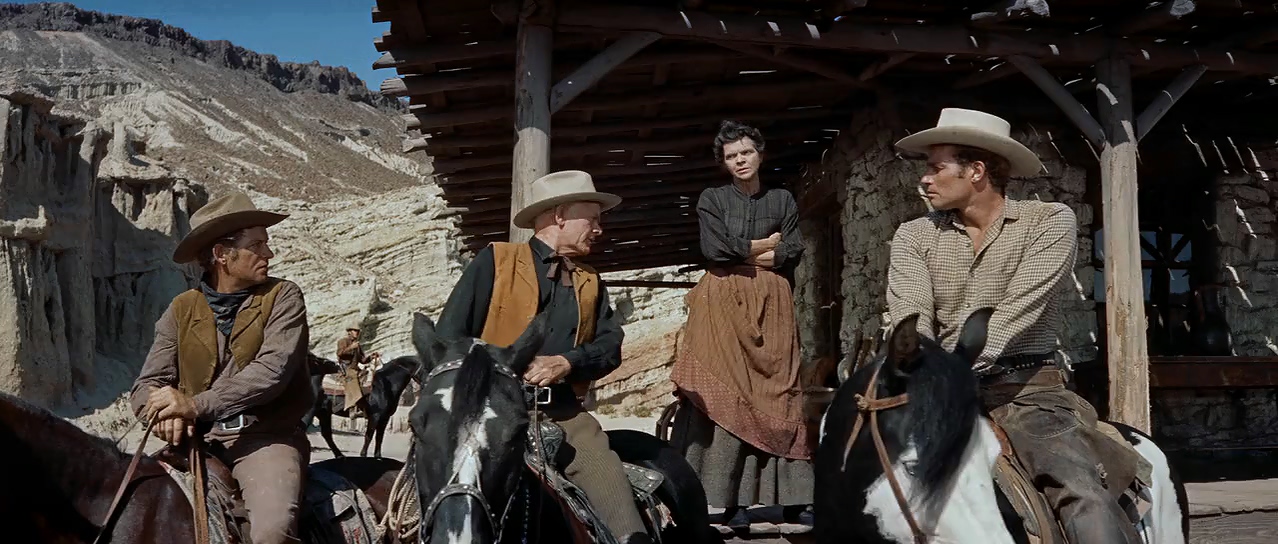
[{"left": 18, "top": 0, "right": 392, "bottom": 87}]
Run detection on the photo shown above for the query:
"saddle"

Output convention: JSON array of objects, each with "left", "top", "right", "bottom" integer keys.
[
  {"left": 151, "top": 444, "right": 383, "bottom": 544},
  {"left": 321, "top": 373, "right": 372, "bottom": 397},
  {"left": 986, "top": 419, "right": 1155, "bottom": 544},
  {"left": 522, "top": 421, "right": 670, "bottom": 544}
]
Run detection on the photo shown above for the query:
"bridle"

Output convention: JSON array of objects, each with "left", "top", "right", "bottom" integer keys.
[
  {"left": 416, "top": 357, "right": 543, "bottom": 543},
  {"left": 838, "top": 363, "right": 928, "bottom": 544}
]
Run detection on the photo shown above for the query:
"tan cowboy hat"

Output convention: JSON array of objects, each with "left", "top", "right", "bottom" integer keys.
[
  {"left": 895, "top": 108, "right": 1043, "bottom": 178},
  {"left": 172, "top": 192, "right": 288, "bottom": 264},
  {"left": 346, "top": 322, "right": 362, "bottom": 332},
  {"left": 511, "top": 170, "right": 622, "bottom": 229}
]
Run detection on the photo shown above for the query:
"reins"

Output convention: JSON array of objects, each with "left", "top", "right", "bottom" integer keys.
[
  {"left": 93, "top": 414, "right": 158, "bottom": 544},
  {"left": 839, "top": 364, "right": 927, "bottom": 544}
]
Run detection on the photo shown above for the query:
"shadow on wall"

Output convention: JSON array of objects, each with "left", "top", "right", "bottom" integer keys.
[{"left": 0, "top": 89, "right": 206, "bottom": 413}]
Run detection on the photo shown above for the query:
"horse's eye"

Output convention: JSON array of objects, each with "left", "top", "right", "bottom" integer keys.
[{"left": 903, "top": 461, "right": 918, "bottom": 476}]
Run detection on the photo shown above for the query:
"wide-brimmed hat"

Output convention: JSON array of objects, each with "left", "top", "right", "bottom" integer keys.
[
  {"left": 346, "top": 322, "right": 362, "bottom": 332},
  {"left": 172, "top": 192, "right": 288, "bottom": 264},
  {"left": 894, "top": 108, "right": 1043, "bottom": 178},
  {"left": 511, "top": 170, "right": 622, "bottom": 229}
]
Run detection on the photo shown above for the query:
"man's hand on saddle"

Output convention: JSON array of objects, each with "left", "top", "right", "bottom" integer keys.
[
  {"left": 522, "top": 355, "right": 572, "bottom": 387},
  {"left": 143, "top": 386, "right": 197, "bottom": 446}
]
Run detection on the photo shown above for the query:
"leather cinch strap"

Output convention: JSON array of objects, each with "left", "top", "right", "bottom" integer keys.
[
  {"left": 838, "top": 366, "right": 927, "bottom": 544},
  {"left": 93, "top": 415, "right": 157, "bottom": 544}
]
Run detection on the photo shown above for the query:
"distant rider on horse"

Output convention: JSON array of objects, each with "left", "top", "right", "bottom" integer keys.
[
  {"left": 337, "top": 321, "right": 380, "bottom": 418},
  {"left": 130, "top": 191, "right": 314, "bottom": 544},
  {"left": 435, "top": 170, "right": 652, "bottom": 544},
  {"left": 886, "top": 108, "right": 1143, "bottom": 544}
]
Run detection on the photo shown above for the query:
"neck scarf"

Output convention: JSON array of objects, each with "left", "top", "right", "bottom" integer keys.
[{"left": 199, "top": 278, "right": 253, "bottom": 337}]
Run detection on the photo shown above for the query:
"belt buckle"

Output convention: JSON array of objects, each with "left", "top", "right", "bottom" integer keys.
[
  {"left": 218, "top": 414, "right": 245, "bottom": 432},
  {"left": 534, "top": 386, "right": 552, "bottom": 406}
]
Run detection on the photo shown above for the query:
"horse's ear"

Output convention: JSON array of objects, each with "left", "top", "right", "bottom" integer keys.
[
  {"left": 954, "top": 307, "right": 993, "bottom": 366},
  {"left": 506, "top": 313, "right": 548, "bottom": 373},
  {"left": 885, "top": 314, "right": 922, "bottom": 376},
  {"left": 411, "top": 312, "right": 444, "bottom": 366}
]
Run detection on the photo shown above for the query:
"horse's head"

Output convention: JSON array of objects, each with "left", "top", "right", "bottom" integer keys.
[
  {"left": 306, "top": 352, "right": 342, "bottom": 376},
  {"left": 408, "top": 312, "right": 546, "bottom": 543},
  {"left": 824, "top": 308, "right": 993, "bottom": 512}
]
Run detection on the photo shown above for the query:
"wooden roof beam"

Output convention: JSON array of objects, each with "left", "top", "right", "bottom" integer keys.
[
  {"left": 551, "top": 32, "right": 662, "bottom": 114},
  {"left": 717, "top": 43, "right": 866, "bottom": 87},
  {"left": 953, "top": 62, "right": 1016, "bottom": 89},
  {"left": 1135, "top": 64, "right": 1207, "bottom": 141},
  {"left": 859, "top": 53, "right": 916, "bottom": 81},
  {"left": 1006, "top": 55, "right": 1106, "bottom": 148},
  {"left": 537, "top": 3, "right": 1278, "bottom": 74},
  {"left": 970, "top": 1, "right": 1050, "bottom": 28},
  {"left": 381, "top": 68, "right": 511, "bottom": 96},
  {"left": 410, "top": 106, "right": 852, "bottom": 152},
  {"left": 1111, "top": 0, "right": 1195, "bottom": 37}
]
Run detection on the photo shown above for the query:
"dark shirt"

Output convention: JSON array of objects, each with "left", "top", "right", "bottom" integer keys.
[
  {"left": 435, "top": 237, "right": 625, "bottom": 400},
  {"left": 697, "top": 183, "right": 804, "bottom": 272}
]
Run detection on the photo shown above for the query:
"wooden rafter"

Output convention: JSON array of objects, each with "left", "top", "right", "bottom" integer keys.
[
  {"left": 859, "top": 53, "right": 916, "bottom": 82},
  {"left": 717, "top": 43, "right": 865, "bottom": 87},
  {"left": 1135, "top": 64, "right": 1207, "bottom": 141},
  {"left": 515, "top": 3, "right": 1278, "bottom": 73},
  {"left": 970, "top": 0, "right": 1050, "bottom": 27},
  {"left": 1111, "top": 0, "right": 1195, "bottom": 37},
  {"left": 550, "top": 32, "right": 662, "bottom": 113},
  {"left": 1006, "top": 55, "right": 1106, "bottom": 148}
]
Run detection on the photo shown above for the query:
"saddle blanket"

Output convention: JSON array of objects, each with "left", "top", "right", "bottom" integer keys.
[
  {"left": 156, "top": 459, "right": 240, "bottom": 544},
  {"left": 304, "top": 466, "right": 386, "bottom": 544}
]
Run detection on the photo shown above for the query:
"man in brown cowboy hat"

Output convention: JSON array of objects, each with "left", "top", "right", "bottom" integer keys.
[
  {"left": 435, "top": 170, "right": 651, "bottom": 543},
  {"left": 887, "top": 108, "right": 1142, "bottom": 543},
  {"left": 336, "top": 321, "right": 380, "bottom": 417},
  {"left": 129, "top": 191, "right": 314, "bottom": 544}
]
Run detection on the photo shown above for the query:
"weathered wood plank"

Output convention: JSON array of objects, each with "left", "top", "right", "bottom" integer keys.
[
  {"left": 1189, "top": 511, "right": 1278, "bottom": 543},
  {"left": 550, "top": 32, "right": 662, "bottom": 114},
  {"left": 511, "top": 21, "right": 552, "bottom": 243},
  {"left": 858, "top": 53, "right": 916, "bottom": 81},
  {"left": 1096, "top": 55, "right": 1150, "bottom": 434},
  {"left": 380, "top": 68, "right": 512, "bottom": 96}
]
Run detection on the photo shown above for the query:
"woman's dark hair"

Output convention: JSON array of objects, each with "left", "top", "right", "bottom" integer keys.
[
  {"left": 951, "top": 144, "right": 1011, "bottom": 193},
  {"left": 713, "top": 120, "right": 766, "bottom": 163}
]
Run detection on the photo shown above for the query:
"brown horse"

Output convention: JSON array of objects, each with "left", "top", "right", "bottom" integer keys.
[{"left": 0, "top": 391, "right": 406, "bottom": 543}]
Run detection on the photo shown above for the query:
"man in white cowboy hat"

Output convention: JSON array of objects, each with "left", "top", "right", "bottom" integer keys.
[
  {"left": 435, "top": 170, "right": 652, "bottom": 543},
  {"left": 336, "top": 321, "right": 380, "bottom": 417},
  {"left": 130, "top": 191, "right": 314, "bottom": 544},
  {"left": 886, "top": 108, "right": 1143, "bottom": 543}
]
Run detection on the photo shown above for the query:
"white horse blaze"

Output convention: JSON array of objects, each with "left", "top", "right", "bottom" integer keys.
[{"left": 445, "top": 399, "right": 499, "bottom": 544}]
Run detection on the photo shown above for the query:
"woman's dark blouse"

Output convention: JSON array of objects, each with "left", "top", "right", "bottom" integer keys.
[{"left": 696, "top": 183, "right": 804, "bottom": 272}]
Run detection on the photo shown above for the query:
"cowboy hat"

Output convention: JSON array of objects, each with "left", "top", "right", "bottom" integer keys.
[
  {"left": 346, "top": 322, "right": 362, "bottom": 332},
  {"left": 172, "top": 191, "right": 288, "bottom": 264},
  {"left": 894, "top": 108, "right": 1043, "bottom": 178},
  {"left": 511, "top": 170, "right": 622, "bottom": 229}
]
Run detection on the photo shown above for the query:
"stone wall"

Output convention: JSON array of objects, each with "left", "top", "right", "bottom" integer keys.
[
  {"left": 796, "top": 104, "right": 1097, "bottom": 368},
  {"left": 0, "top": 90, "right": 200, "bottom": 410},
  {"left": 1215, "top": 170, "right": 1278, "bottom": 355}
]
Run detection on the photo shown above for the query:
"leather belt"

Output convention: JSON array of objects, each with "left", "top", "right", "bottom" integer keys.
[
  {"left": 978, "top": 352, "right": 1058, "bottom": 384},
  {"left": 216, "top": 413, "right": 257, "bottom": 432}
]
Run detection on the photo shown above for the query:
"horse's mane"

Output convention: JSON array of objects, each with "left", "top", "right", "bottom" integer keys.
[
  {"left": 0, "top": 392, "right": 132, "bottom": 495},
  {"left": 449, "top": 347, "right": 496, "bottom": 431},
  {"left": 895, "top": 337, "right": 982, "bottom": 503}
]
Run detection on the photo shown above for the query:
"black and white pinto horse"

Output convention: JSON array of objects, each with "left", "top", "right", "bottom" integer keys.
[
  {"left": 408, "top": 311, "right": 723, "bottom": 543},
  {"left": 814, "top": 308, "right": 1189, "bottom": 544},
  {"left": 304, "top": 352, "right": 421, "bottom": 458}
]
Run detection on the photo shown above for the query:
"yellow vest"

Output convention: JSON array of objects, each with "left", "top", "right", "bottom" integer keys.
[
  {"left": 171, "top": 278, "right": 286, "bottom": 395},
  {"left": 480, "top": 242, "right": 599, "bottom": 396}
]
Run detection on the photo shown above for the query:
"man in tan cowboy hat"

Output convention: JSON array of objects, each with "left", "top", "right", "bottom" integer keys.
[
  {"left": 435, "top": 170, "right": 652, "bottom": 543},
  {"left": 336, "top": 321, "right": 380, "bottom": 417},
  {"left": 129, "top": 191, "right": 314, "bottom": 544},
  {"left": 886, "top": 108, "right": 1142, "bottom": 543}
]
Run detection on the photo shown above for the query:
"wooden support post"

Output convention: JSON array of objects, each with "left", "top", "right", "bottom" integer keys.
[
  {"left": 1007, "top": 55, "right": 1106, "bottom": 148},
  {"left": 1096, "top": 55, "right": 1150, "bottom": 434},
  {"left": 512, "top": 20, "right": 553, "bottom": 243},
  {"left": 550, "top": 32, "right": 661, "bottom": 114},
  {"left": 1135, "top": 64, "right": 1207, "bottom": 141}
]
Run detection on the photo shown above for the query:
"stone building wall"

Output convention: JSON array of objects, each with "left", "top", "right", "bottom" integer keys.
[{"left": 796, "top": 104, "right": 1097, "bottom": 367}]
